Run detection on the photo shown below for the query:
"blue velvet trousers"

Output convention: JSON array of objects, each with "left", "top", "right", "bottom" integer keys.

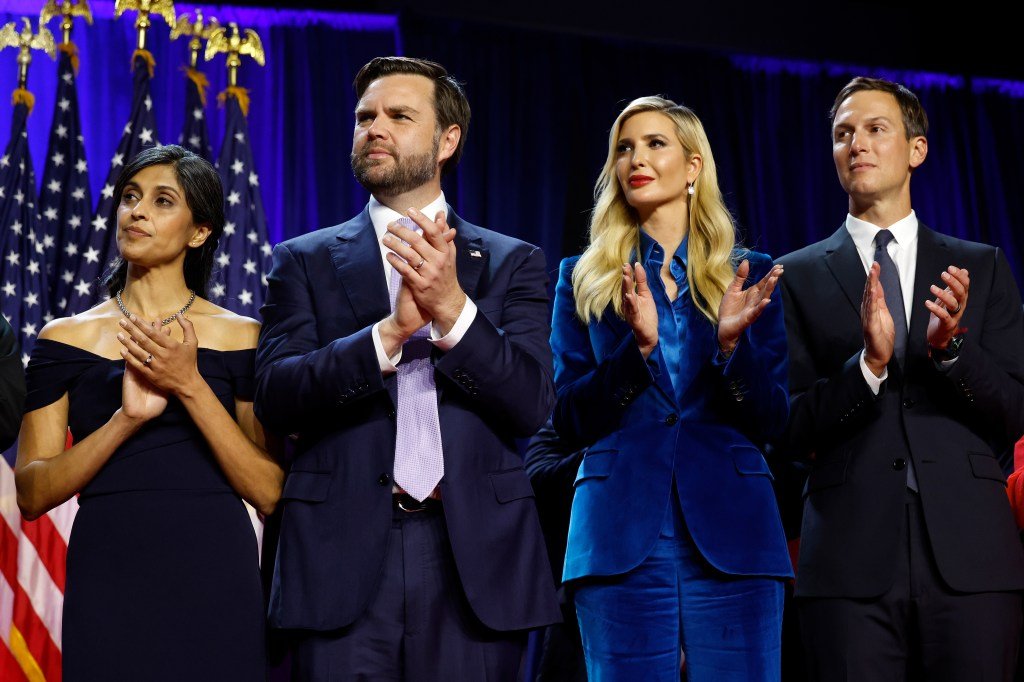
[{"left": 574, "top": 500, "right": 784, "bottom": 681}]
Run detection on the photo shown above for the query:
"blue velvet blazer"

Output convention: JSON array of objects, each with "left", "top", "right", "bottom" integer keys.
[{"left": 550, "top": 251, "right": 794, "bottom": 582}]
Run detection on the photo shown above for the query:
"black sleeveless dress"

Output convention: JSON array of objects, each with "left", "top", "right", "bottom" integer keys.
[{"left": 25, "top": 340, "right": 266, "bottom": 681}]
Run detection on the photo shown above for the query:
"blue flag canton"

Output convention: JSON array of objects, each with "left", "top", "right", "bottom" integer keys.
[
  {"left": 178, "top": 69, "right": 212, "bottom": 161},
  {"left": 1, "top": 104, "right": 51, "bottom": 367},
  {"left": 40, "top": 49, "right": 92, "bottom": 315},
  {"left": 213, "top": 95, "right": 271, "bottom": 317},
  {"left": 67, "top": 53, "right": 160, "bottom": 314}
]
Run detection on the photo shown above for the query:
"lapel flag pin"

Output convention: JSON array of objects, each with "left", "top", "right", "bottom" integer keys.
[{"left": 469, "top": 249, "right": 482, "bottom": 258}]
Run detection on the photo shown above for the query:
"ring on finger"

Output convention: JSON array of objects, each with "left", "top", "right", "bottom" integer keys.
[
  {"left": 414, "top": 258, "right": 425, "bottom": 271},
  {"left": 951, "top": 302, "right": 961, "bottom": 314},
  {"left": 144, "top": 354, "right": 153, "bottom": 366}
]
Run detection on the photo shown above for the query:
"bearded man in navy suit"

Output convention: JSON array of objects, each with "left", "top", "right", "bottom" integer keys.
[{"left": 255, "top": 56, "right": 559, "bottom": 681}]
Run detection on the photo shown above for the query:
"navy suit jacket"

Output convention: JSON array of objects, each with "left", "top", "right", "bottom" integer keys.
[
  {"left": 255, "top": 207, "right": 560, "bottom": 632},
  {"left": 550, "top": 251, "right": 793, "bottom": 583},
  {"left": 779, "top": 224, "right": 1024, "bottom": 597}
]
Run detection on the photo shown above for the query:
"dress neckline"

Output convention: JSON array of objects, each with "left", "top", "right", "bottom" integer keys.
[{"left": 34, "top": 338, "right": 256, "bottom": 362}]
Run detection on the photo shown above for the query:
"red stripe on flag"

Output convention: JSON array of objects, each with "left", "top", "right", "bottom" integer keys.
[
  {"left": 0, "top": 638, "right": 30, "bottom": 682},
  {"left": 19, "top": 515, "right": 67, "bottom": 592},
  {"left": 1, "top": 520, "right": 62, "bottom": 682}
]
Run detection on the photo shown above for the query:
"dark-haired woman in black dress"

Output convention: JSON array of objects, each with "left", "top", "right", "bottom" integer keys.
[{"left": 15, "top": 145, "right": 283, "bottom": 680}]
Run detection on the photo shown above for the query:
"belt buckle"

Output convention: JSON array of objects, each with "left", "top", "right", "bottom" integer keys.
[{"left": 396, "top": 494, "right": 428, "bottom": 513}]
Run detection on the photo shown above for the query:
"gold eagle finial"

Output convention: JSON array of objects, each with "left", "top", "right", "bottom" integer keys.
[
  {"left": 39, "top": 0, "right": 93, "bottom": 45},
  {"left": 170, "top": 9, "right": 220, "bottom": 69},
  {"left": 205, "top": 22, "right": 264, "bottom": 88},
  {"left": 0, "top": 17, "right": 57, "bottom": 91},
  {"left": 113, "top": 0, "right": 175, "bottom": 51}
]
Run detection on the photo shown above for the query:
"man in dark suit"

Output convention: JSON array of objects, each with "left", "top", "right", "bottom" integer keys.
[
  {"left": 255, "top": 56, "right": 559, "bottom": 681},
  {"left": 778, "top": 76, "right": 1024, "bottom": 680}
]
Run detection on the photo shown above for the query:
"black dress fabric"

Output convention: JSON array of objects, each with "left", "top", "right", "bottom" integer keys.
[{"left": 26, "top": 339, "right": 266, "bottom": 681}]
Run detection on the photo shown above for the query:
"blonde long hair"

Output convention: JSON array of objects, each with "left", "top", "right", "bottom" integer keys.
[{"left": 573, "top": 96, "right": 739, "bottom": 324}]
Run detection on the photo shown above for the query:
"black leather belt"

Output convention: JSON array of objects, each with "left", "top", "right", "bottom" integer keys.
[{"left": 393, "top": 492, "right": 442, "bottom": 513}]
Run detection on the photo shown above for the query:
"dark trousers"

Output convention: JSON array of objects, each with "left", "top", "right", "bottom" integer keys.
[
  {"left": 799, "top": 490, "right": 1023, "bottom": 681},
  {"left": 291, "top": 504, "right": 526, "bottom": 682}
]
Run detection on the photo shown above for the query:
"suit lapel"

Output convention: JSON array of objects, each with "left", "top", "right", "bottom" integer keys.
[
  {"left": 327, "top": 207, "right": 391, "bottom": 330},
  {"left": 823, "top": 224, "right": 865, "bottom": 318},
  {"left": 449, "top": 210, "right": 488, "bottom": 299}
]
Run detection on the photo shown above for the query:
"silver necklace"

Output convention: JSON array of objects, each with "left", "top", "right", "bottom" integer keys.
[{"left": 116, "top": 289, "right": 197, "bottom": 327}]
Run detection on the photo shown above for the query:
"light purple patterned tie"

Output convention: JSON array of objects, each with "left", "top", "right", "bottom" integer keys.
[{"left": 388, "top": 217, "right": 444, "bottom": 501}]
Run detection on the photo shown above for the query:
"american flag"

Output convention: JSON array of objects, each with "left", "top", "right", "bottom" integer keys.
[
  {"left": 65, "top": 51, "right": 159, "bottom": 314},
  {"left": 178, "top": 67, "right": 211, "bottom": 161},
  {"left": 0, "top": 98, "right": 69, "bottom": 682},
  {"left": 212, "top": 90, "right": 270, "bottom": 316},
  {"left": 39, "top": 45, "right": 91, "bottom": 316}
]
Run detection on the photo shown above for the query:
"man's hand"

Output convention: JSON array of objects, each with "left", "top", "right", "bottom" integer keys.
[
  {"left": 862, "top": 261, "right": 895, "bottom": 377},
  {"left": 926, "top": 265, "right": 969, "bottom": 350},
  {"left": 383, "top": 208, "right": 466, "bottom": 336}
]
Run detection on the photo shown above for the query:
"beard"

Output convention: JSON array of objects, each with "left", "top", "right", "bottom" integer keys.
[{"left": 350, "top": 134, "right": 440, "bottom": 197}]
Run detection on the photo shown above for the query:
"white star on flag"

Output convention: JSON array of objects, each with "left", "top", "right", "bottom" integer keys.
[
  {"left": 223, "top": 221, "right": 236, "bottom": 236},
  {"left": 227, "top": 191, "right": 241, "bottom": 206},
  {"left": 58, "top": 98, "right": 70, "bottom": 111},
  {"left": 249, "top": 172, "right": 259, "bottom": 187},
  {"left": 74, "top": 279, "right": 91, "bottom": 296},
  {"left": 101, "top": 184, "right": 115, "bottom": 199},
  {"left": 83, "top": 246, "right": 100, "bottom": 263},
  {"left": 217, "top": 253, "right": 231, "bottom": 267},
  {"left": 92, "top": 215, "right": 107, "bottom": 230},
  {"left": 71, "top": 188, "right": 85, "bottom": 200},
  {"left": 76, "top": 159, "right": 87, "bottom": 173},
  {"left": 43, "top": 207, "right": 58, "bottom": 220},
  {"left": 23, "top": 292, "right": 38, "bottom": 307},
  {"left": 62, "top": 270, "right": 74, "bottom": 283},
  {"left": 56, "top": 124, "right": 68, "bottom": 138},
  {"left": 139, "top": 128, "right": 154, "bottom": 144},
  {"left": 231, "top": 159, "right": 245, "bottom": 174},
  {"left": 243, "top": 259, "right": 257, "bottom": 275},
  {"left": 211, "top": 283, "right": 226, "bottom": 298},
  {"left": 1, "top": 282, "right": 15, "bottom": 297},
  {"left": 5, "top": 251, "right": 19, "bottom": 266},
  {"left": 239, "top": 290, "right": 253, "bottom": 306},
  {"left": 68, "top": 215, "right": 82, "bottom": 228},
  {"left": 47, "top": 179, "right": 61, "bottom": 192}
]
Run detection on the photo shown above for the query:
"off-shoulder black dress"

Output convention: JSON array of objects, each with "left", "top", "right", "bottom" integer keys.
[{"left": 25, "top": 340, "right": 266, "bottom": 681}]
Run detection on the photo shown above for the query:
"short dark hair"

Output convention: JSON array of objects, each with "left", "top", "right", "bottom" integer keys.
[
  {"left": 102, "top": 144, "right": 225, "bottom": 298},
  {"left": 830, "top": 77, "right": 929, "bottom": 139},
  {"left": 354, "top": 56, "right": 471, "bottom": 172}
]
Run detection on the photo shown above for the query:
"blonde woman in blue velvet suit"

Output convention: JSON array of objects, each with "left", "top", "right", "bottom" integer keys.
[{"left": 550, "top": 96, "right": 792, "bottom": 681}]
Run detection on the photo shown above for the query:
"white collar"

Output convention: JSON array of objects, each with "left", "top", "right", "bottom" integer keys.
[
  {"left": 845, "top": 210, "right": 918, "bottom": 253},
  {"left": 368, "top": 192, "right": 448, "bottom": 240}
]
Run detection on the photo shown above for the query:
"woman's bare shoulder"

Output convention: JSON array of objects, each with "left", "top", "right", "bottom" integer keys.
[{"left": 189, "top": 299, "right": 260, "bottom": 351}]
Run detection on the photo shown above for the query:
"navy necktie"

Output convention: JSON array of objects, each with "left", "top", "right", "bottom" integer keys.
[
  {"left": 873, "top": 230, "right": 907, "bottom": 365},
  {"left": 873, "top": 229, "right": 917, "bottom": 490}
]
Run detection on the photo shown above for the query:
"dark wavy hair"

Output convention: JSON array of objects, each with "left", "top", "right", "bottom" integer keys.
[{"left": 102, "top": 145, "right": 225, "bottom": 298}]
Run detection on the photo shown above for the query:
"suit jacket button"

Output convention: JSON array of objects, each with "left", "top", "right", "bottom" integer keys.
[
  {"left": 378, "top": 473, "right": 391, "bottom": 486},
  {"left": 387, "top": 409, "right": 396, "bottom": 418},
  {"left": 664, "top": 413, "right": 679, "bottom": 426},
  {"left": 903, "top": 398, "right": 915, "bottom": 408},
  {"left": 892, "top": 458, "right": 906, "bottom": 471}
]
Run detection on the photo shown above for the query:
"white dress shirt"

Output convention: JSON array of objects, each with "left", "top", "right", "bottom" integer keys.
[
  {"left": 845, "top": 211, "right": 918, "bottom": 394},
  {"left": 368, "top": 193, "right": 478, "bottom": 375}
]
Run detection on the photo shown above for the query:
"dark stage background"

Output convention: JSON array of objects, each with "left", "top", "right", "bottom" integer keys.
[{"left": 2, "top": 1, "right": 1023, "bottom": 289}]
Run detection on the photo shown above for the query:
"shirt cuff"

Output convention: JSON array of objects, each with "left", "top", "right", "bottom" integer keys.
[
  {"left": 372, "top": 322, "right": 401, "bottom": 375},
  {"left": 431, "top": 298, "right": 477, "bottom": 351},
  {"left": 859, "top": 350, "right": 886, "bottom": 395},
  {"left": 936, "top": 356, "right": 959, "bottom": 372}
]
